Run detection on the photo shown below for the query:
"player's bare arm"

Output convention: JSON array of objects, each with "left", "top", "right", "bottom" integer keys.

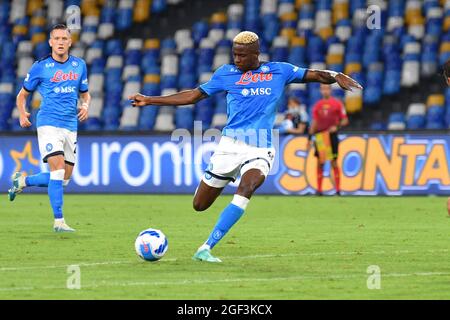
[
  {"left": 78, "top": 91, "right": 91, "bottom": 122},
  {"left": 129, "top": 88, "right": 207, "bottom": 107},
  {"left": 16, "top": 88, "right": 31, "bottom": 128},
  {"left": 309, "top": 119, "right": 318, "bottom": 135},
  {"left": 304, "top": 70, "right": 363, "bottom": 91}
]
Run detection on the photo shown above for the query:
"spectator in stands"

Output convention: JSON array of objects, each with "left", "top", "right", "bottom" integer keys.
[
  {"left": 279, "top": 96, "right": 309, "bottom": 135},
  {"left": 309, "top": 84, "right": 348, "bottom": 196}
]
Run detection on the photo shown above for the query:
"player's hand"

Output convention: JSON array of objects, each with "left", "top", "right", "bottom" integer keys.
[
  {"left": 335, "top": 73, "right": 363, "bottom": 91},
  {"left": 78, "top": 103, "right": 89, "bottom": 122},
  {"left": 129, "top": 93, "right": 149, "bottom": 107},
  {"left": 19, "top": 112, "right": 31, "bottom": 128}
]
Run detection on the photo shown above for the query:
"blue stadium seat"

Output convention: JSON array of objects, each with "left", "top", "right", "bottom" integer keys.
[
  {"left": 407, "top": 115, "right": 426, "bottom": 129},
  {"left": 192, "top": 21, "right": 209, "bottom": 45},
  {"left": 175, "top": 107, "right": 194, "bottom": 130},
  {"left": 364, "top": 86, "right": 382, "bottom": 104},
  {"left": 195, "top": 98, "right": 214, "bottom": 128},
  {"left": 100, "top": 6, "right": 116, "bottom": 23},
  {"left": 116, "top": 8, "right": 133, "bottom": 31},
  {"left": 139, "top": 107, "right": 158, "bottom": 130},
  {"left": 389, "top": 112, "right": 405, "bottom": 124},
  {"left": 91, "top": 58, "right": 106, "bottom": 74},
  {"left": 152, "top": 0, "right": 167, "bottom": 14},
  {"left": 383, "top": 70, "right": 401, "bottom": 95},
  {"left": 105, "top": 39, "right": 123, "bottom": 56}
]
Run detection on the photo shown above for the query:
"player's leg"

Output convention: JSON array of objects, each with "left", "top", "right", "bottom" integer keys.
[
  {"left": 8, "top": 126, "right": 55, "bottom": 201},
  {"left": 192, "top": 181, "right": 224, "bottom": 212},
  {"left": 62, "top": 128, "right": 77, "bottom": 188},
  {"left": 194, "top": 146, "right": 274, "bottom": 263},
  {"left": 330, "top": 132, "right": 341, "bottom": 195},
  {"left": 192, "top": 136, "right": 240, "bottom": 212},
  {"left": 314, "top": 141, "right": 324, "bottom": 196},
  {"left": 9, "top": 161, "right": 73, "bottom": 201},
  {"left": 46, "top": 154, "right": 74, "bottom": 232}
]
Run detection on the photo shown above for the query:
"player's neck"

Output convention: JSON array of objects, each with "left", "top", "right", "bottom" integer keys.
[
  {"left": 51, "top": 52, "right": 70, "bottom": 63},
  {"left": 240, "top": 61, "right": 261, "bottom": 72}
]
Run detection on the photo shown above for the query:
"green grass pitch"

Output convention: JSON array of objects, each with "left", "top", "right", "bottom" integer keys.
[{"left": 0, "top": 194, "right": 449, "bottom": 299}]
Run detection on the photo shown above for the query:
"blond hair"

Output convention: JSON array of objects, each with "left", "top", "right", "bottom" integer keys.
[{"left": 233, "top": 31, "right": 259, "bottom": 44}]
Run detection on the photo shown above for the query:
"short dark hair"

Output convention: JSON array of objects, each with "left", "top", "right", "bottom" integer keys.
[
  {"left": 50, "top": 23, "right": 71, "bottom": 36},
  {"left": 444, "top": 59, "right": 450, "bottom": 78}
]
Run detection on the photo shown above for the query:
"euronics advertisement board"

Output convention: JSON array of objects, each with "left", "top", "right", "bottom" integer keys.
[{"left": 0, "top": 133, "right": 449, "bottom": 195}]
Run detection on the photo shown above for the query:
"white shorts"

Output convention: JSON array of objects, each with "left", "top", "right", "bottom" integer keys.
[
  {"left": 202, "top": 136, "right": 276, "bottom": 188},
  {"left": 37, "top": 126, "right": 77, "bottom": 165}
]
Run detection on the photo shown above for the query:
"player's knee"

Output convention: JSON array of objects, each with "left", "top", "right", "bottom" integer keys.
[
  {"left": 237, "top": 181, "right": 259, "bottom": 198},
  {"left": 192, "top": 198, "right": 209, "bottom": 212}
]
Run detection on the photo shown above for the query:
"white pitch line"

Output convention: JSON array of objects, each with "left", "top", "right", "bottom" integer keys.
[
  {"left": 0, "top": 249, "right": 447, "bottom": 272},
  {"left": 0, "top": 271, "right": 449, "bottom": 292}
]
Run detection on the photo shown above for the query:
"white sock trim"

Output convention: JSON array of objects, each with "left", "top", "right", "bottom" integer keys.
[
  {"left": 231, "top": 194, "right": 250, "bottom": 210},
  {"left": 19, "top": 175, "right": 27, "bottom": 188},
  {"left": 199, "top": 243, "right": 211, "bottom": 251},
  {"left": 63, "top": 179, "right": 70, "bottom": 187},
  {"left": 50, "top": 169, "right": 65, "bottom": 181}
]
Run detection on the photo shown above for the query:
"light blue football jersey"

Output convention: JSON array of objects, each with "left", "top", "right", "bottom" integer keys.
[
  {"left": 199, "top": 62, "right": 307, "bottom": 147},
  {"left": 23, "top": 55, "right": 89, "bottom": 131}
]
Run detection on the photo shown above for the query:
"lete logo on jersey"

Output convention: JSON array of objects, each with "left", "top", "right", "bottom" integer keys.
[
  {"left": 235, "top": 71, "right": 273, "bottom": 85},
  {"left": 50, "top": 70, "right": 79, "bottom": 82}
]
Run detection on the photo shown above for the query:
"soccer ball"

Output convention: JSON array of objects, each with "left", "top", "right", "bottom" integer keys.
[{"left": 135, "top": 228, "right": 168, "bottom": 261}]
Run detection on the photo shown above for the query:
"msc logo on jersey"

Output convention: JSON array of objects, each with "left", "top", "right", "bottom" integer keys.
[
  {"left": 50, "top": 70, "right": 79, "bottom": 82},
  {"left": 54, "top": 86, "right": 76, "bottom": 93},
  {"left": 241, "top": 88, "right": 272, "bottom": 96}
]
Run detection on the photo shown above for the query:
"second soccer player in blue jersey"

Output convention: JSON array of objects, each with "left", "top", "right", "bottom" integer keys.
[
  {"left": 130, "top": 31, "right": 362, "bottom": 262},
  {"left": 8, "top": 24, "right": 90, "bottom": 232}
]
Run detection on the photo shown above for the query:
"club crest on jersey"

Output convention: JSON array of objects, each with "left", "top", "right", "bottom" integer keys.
[
  {"left": 50, "top": 70, "right": 79, "bottom": 82},
  {"left": 261, "top": 65, "right": 270, "bottom": 73},
  {"left": 235, "top": 71, "right": 273, "bottom": 85}
]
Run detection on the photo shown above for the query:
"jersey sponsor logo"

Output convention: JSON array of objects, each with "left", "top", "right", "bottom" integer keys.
[
  {"left": 241, "top": 88, "right": 272, "bottom": 96},
  {"left": 50, "top": 70, "right": 79, "bottom": 82},
  {"left": 82, "top": 79, "right": 88, "bottom": 85},
  {"left": 45, "top": 62, "right": 55, "bottom": 68},
  {"left": 54, "top": 86, "right": 77, "bottom": 93},
  {"left": 24, "top": 73, "right": 30, "bottom": 82},
  {"left": 235, "top": 71, "right": 273, "bottom": 85}
]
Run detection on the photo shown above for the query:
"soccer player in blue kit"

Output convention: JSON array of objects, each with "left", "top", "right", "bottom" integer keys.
[
  {"left": 129, "top": 31, "right": 362, "bottom": 262},
  {"left": 8, "top": 24, "right": 90, "bottom": 232}
]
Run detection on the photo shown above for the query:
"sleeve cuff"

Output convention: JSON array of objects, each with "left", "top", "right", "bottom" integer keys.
[
  {"left": 23, "top": 86, "right": 34, "bottom": 93},
  {"left": 79, "top": 89, "right": 89, "bottom": 93},
  {"left": 197, "top": 86, "right": 210, "bottom": 97}
]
